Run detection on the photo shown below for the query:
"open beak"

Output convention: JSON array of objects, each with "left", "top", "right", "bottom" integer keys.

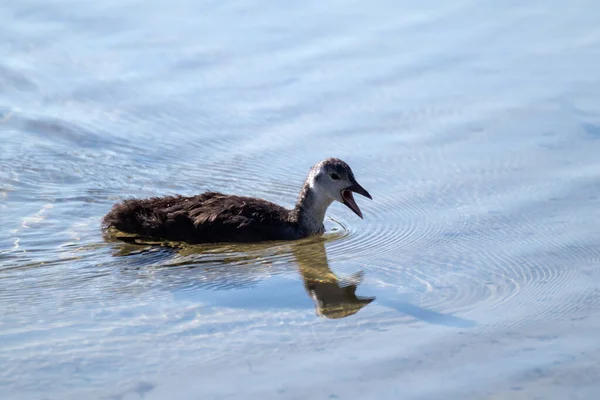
[{"left": 341, "top": 181, "right": 372, "bottom": 219}]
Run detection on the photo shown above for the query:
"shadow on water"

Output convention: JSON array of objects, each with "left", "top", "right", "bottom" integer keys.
[
  {"left": 379, "top": 296, "right": 476, "bottom": 328},
  {"left": 104, "top": 230, "right": 375, "bottom": 319}
]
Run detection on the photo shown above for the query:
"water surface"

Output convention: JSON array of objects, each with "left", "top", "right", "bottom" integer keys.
[{"left": 2, "top": 0, "right": 600, "bottom": 399}]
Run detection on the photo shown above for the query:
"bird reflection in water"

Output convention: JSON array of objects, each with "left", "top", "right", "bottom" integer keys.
[
  {"left": 105, "top": 231, "right": 375, "bottom": 319},
  {"left": 291, "top": 239, "right": 375, "bottom": 319}
]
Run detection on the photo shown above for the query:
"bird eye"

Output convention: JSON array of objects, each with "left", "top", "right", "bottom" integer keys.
[{"left": 330, "top": 173, "right": 340, "bottom": 180}]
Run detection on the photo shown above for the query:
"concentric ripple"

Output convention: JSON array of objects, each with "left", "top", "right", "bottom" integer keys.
[
  {"left": 358, "top": 170, "right": 600, "bottom": 329},
  {"left": 325, "top": 188, "right": 441, "bottom": 260}
]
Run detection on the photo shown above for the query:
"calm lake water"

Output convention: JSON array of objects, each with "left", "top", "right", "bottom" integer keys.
[{"left": 2, "top": 0, "right": 600, "bottom": 399}]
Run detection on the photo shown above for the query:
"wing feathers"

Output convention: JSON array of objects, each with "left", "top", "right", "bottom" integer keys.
[{"left": 103, "top": 192, "right": 295, "bottom": 243}]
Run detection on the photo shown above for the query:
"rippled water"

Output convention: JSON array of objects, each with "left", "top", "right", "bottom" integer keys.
[{"left": 2, "top": 0, "right": 600, "bottom": 399}]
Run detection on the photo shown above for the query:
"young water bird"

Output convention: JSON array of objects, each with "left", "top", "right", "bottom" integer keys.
[{"left": 102, "top": 158, "right": 372, "bottom": 244}]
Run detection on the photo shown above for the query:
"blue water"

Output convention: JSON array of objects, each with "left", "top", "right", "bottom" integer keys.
[{"left": 2, "top": 0, "right": 600, "bottom": 399}]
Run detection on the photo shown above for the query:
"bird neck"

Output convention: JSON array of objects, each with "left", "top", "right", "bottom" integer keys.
[{"left": 293, "top": 178, "right": 334, "bottom": 236}]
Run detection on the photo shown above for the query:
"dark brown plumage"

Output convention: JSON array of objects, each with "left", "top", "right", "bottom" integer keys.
[
  {"left": 102, "top": 158, "right": 372, "bottom": 244},
  {"left": 102, "top": 192, "right": 298, "bottom": 243}
]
